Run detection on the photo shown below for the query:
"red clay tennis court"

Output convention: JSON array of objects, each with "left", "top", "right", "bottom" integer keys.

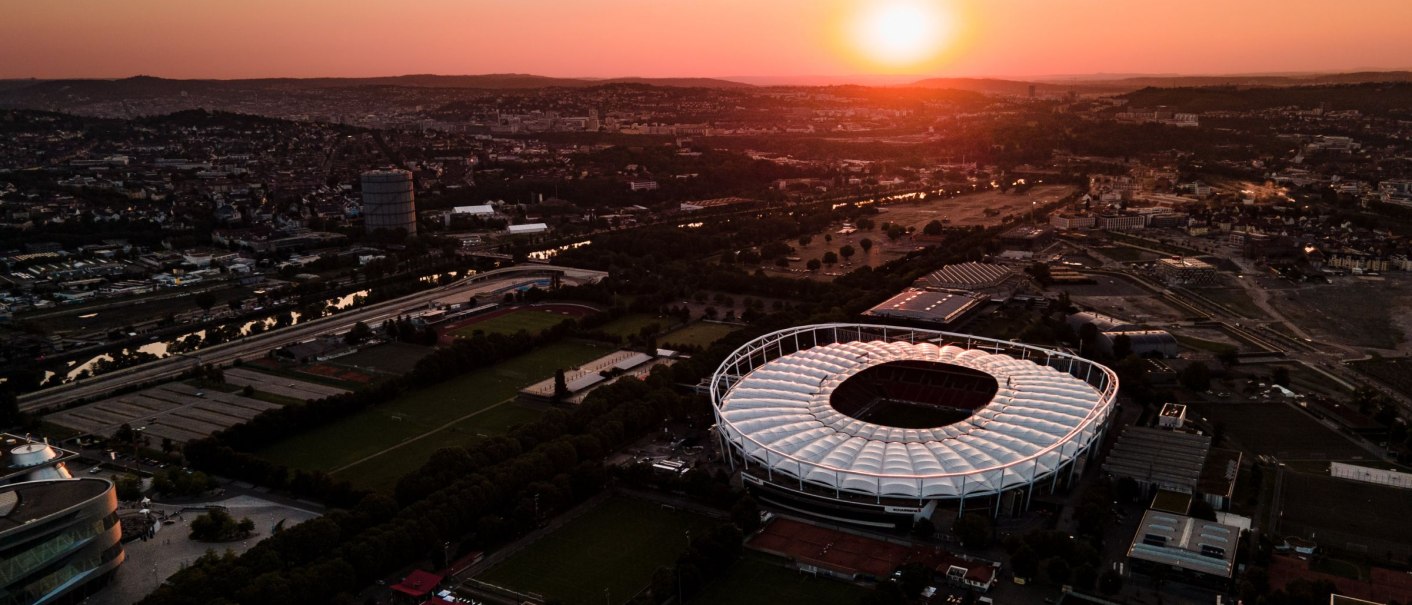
[{"left": 748, "top": 517, "right": 913, "bottom": 579}]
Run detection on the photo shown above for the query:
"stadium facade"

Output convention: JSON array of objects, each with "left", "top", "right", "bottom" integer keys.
[{"left": 711, "top": 324, "right": 1118, "bottom": 528}]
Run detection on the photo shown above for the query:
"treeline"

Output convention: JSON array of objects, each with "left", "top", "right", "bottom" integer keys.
[{"left": 143, "top": 360, "right": 715, "bottom": 605}]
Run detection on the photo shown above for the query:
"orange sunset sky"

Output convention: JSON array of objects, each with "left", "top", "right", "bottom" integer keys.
[{"left": 3, "top": 0, "right": 1411, "bottom": 80}]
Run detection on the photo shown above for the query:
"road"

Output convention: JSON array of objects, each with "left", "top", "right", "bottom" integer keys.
[{"left": 17, "top": 264, "right": 606, "bottom": 414}]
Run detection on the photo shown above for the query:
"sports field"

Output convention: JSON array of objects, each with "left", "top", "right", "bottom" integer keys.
[
  {"left": 257, "top": 340, "right": 608, "bottom": 486},
  {"left": 1278, "top": 471, "right": 1412, "bottom": 563},
  {"left": 1185, "top": 400, "right": 1367, "bottom": 461},
  {"left": 450, "top": 309, "right": 573, "bottom": 338},
  {"left": 478, "top": 496, "right": 717, "bottom": 605},
  {"left": 660, "top": 322, "right": 740, "bottom": 349},
  {"left": 597, "top": 313, "right": 668, "bottom": 339},
  {"left": 692, "top": 552, "right": 871, "bottom": 605}
]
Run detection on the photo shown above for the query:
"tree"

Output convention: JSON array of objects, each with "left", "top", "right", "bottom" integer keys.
[
  {"left": 860, "top": 238, "right": 873, "bottom": 253},
  {"left": 886, "top": 226, "right": 906, "bottom": 241},
  {"left": 1271, "top": 366, "right": 1291, "bottom": 387},
  {"left": 1078, "top": 322, "right": 1100, "bottom": 355},
  {"left": 953, "top": 513, "right": 991, "bottom": 548},
  {"left": 1011, "top": 545, "right": 1040, "bottom": 580},
  {"left": 1099, "top": 570, "right": 1124, "bottom": 595},
  {"left": 114, "top": 474, "right": 143, "bottom": 501},
  {"left": 1189, "top": 498, "right": 1217, "bottom": 521},
  {"left": 553, "top": 369, "right": 569, "bottom": 402},
  {"left": 798, "top": 235, "right": 813, "bottom": 246},
  {"left": 1043, "top": 557, "right": 1071, "bottom": 586},
  {"left": 194, "top": 291, "right": 217, "bottom": 316},
  {"left": 839, "top": 245, "right": 855, "bottom": 262},
  {"left": 1115, "top": 476, "right": 1141, "bottom": 503},
  {"left": 774, "top": 256, "right": 789, "bottom": 268},
  {"left": 730, "top": 496, "right": 761, "bottom": 534},
  {"left": 806, "top": 259, "right": 822, "bottom": 271},
  {"left": 912, "top": 517, "right": 936, "bottom": 539},
  {"left": 0, "top": 389, "right": 19, "bottom": 429},
  {"left": 1181, "top": 361, "right": 1212, "bottom": 392},
  {"left": 923, "top": 219, "right": 944, "bottom": 236},
  {"left": 345, "top": 321, "right": 373, "bottom": 345},
  {"left": 822, "top": 251, "right": 838, "bottom": 265}
]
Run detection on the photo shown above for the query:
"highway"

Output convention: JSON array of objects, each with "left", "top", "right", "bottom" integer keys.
[{"left": 18, "top": 264, "right": 606, "bottom": 414}]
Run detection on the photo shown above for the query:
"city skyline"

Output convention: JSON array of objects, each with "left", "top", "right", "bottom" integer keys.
[{"left": 4, "top": 0, "right": 1411, "bottom": 80}]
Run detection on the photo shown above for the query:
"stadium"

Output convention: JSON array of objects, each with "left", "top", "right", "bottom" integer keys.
[{"left": 711, "top": 324, "right": 1118, "bottom": 528}]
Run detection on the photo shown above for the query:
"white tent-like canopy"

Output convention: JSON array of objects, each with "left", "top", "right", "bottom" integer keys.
[{"left": 715, "top": 337, "right": 1115, "bottom": 500}]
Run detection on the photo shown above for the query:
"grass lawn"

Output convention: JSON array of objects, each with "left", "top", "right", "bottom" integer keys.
[
  {"left": 333, "top": 402, "right": 543, "bottom": 493},
  {"left": 257, "top": 340, "right": 607, "bottom": 479},
  {"left": 452, "top": 309, "right": 570, "bottom": 338},
  {"left": 693, "top": 553, "right": 872, "bottom": 605},
  {"left": 598, "top": 313, "right": 669, "bottom": 339},
  {"left": 479, "top": 495, "right": 717, "bottom": 605},
  {"left": 660, "top": 322, "right": 740, "bottom": 349}
]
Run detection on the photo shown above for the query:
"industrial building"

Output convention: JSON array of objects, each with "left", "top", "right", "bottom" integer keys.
[
  {"left": 361, "top": 169, "right": 417, "bottom": 235},
  {"left": 712, "top": 324, "right": 1118, "bottom": 528},
  {"left": 1102, "top": 406, "right": 1242, "bottom": 511},
  {"left": 1127, "top": 508, "right": 1241, "bottom": 586},
  {"left": 863, "top": 289, "right": 985, "bottom": 327}
]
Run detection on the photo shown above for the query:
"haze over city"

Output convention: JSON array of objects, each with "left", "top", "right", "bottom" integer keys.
[
  {"left": 4, "top": 0, "right": 1412, "bottom": 80},
  {"left": 4, "top": 3, "right": 1412, "bottom": 605}
]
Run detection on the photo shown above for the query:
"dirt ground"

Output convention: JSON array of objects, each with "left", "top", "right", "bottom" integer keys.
[
  {"left": 1269, "top": 274, "right": 1412, "bottom": 353},
  {"left": 761, "top": 185, "right": 1075, "bottom": 281}
]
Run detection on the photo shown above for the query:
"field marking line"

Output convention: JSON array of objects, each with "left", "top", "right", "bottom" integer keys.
[{"left": 327, "top": 396, "right": 520, "bottom": 475}]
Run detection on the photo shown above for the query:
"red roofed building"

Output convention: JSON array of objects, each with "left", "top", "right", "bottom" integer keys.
[{"left": 391, "top": 569, "right": 444, "bottom": 600}]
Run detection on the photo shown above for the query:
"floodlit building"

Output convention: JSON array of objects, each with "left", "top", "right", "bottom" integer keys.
[
  {"left": 863, "top": 289, "right": 985, "bottom": 327},
  {"left": 712, "top": 324, "right": 1118, "bottom": 528},
  {"left": 1155, "top": 257, "right": 1219, "bottom": 286}
]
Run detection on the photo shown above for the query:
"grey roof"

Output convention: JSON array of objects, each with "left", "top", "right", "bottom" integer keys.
[
  {"left": 1128, "top": 510, "right": 1239, "bottom": 578},
  {"left": 1102, "top": 426, "right": 1211, "bottom": 491}
]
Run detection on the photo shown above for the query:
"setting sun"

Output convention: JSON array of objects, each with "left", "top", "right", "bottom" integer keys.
[{"left": 849, "top": 0, "right": 954, "bottom": 70}]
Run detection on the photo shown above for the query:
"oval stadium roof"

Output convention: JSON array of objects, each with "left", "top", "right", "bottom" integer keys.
[{"left": 716, "top": 337, "right": 1115, "bottom": 499}]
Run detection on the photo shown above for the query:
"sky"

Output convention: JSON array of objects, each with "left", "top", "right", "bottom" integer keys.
[{"left": 3, "top": 0, "right": 1411, "bottom": 81}]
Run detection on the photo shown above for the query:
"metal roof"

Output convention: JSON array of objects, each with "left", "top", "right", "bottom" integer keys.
[{"left": 717, "top": 338, "right": 1114, "bottom": 499}]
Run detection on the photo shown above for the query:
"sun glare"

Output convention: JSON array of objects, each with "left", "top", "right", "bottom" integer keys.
[{"left": 850, "top": 0, "right": 953, "bottom": 70}]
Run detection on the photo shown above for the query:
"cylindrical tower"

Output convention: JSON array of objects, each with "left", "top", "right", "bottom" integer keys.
[{"left": 361, "top": 169, "right": 417, "bottom": 235}]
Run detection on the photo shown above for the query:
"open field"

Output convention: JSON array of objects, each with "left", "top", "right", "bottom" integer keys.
[
  {"left": 597, "top": 313, "right": 669, "bottom": 339},
  {"left": 330, "top": 341, "right": 435, "bottom": 375},
  {"left": 1185, "top": 400, "right": 1369, "bottom": 461},
  {"left": 693, "top": 552, "right": 872, "bottom": 605},
  {"left": 660, "top": 322, "right": 741, "bottom": 349},
  {"left": 332, "top": 402, "right": 543, "bottom": 493},
  {"left": 1351, "top": 357, "right": 1412, "bottom": 399},
  {"left": 477, "top": 495, "right": 717, "bottom": 605},
  {"left": 450, "top": 308, "right": 573, "bottom": 338},
  {"left": 874, "top": 184, "right": 1074, "bottom": 229},
  {"left": 1270, "top": 276, "right": 1412, "bottom": 352},
  {"left": 257, "top": 340, "right": 608, "bottom": 477},
  {"left": 1277, "top": 471, "right": 1412, "bottom": 563}
]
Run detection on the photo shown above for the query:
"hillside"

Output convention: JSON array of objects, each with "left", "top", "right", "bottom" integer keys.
[{"left": 1118, "top": 82, "right": 1412, "bottom": 116}]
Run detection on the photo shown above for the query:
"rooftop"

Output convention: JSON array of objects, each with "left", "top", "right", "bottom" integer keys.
[
  {"left": 1102, "top": 426, "right": 1211, "bottom": 492},
  {"left": 0, "top": 478, "right": 112, "bottom": 533},
  {"left": 1128, "top": 509, "right": 1240, "bottom": 579}
]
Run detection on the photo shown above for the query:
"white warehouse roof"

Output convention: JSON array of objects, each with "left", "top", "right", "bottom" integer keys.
[{"left": 716, "top": 338, "right": 1114, "bottom": 500}]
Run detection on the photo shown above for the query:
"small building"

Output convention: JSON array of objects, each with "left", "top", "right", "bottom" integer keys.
[
  {"left": 1158, "top": 403, "right": 1187, "bottom": 430},
  {"left": 1127, "top": 509, "right": 1240, "bottom": 586},
  {"left": 863, "top": 289, "right": 985, "bottom": 327},
  {"left": 506, "top": 223, "right": 549, "bottom": 236},
  {"left": 1155, "top": 257, "right": 1219, "bottom": 286},
  {"left": 452, "top": 204, "right": 495, "bottom": 217},
  {"left": 998, "top": 225, "right": 1056, "bottom": 250}
]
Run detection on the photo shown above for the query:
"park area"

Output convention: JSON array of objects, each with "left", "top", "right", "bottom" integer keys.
[
  {"left": 477, "top": 495, "right": 718, "bottom": 605},
  {"left": 660, "top": 322, "right": 740, "bottom": 350},
  {"left": 596, "top": 313, "right": 669, "bottom": 340},
  {"left": 257, "top": 340, "right": 609, "bottom": 492}
]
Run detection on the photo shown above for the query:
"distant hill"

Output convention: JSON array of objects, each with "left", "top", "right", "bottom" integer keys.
[
  {"left": 910, "top": 71, "right": 1412, "bottom": 95},
  {"left": 1118, "top": 82, "right": 1412, "bottom": 116},
  {"left": 0, "top": 73, "right": 750, "bottom": 93}
]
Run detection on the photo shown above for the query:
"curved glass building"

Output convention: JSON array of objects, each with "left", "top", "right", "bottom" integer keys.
[{"left": 0, "top": 478, "right": 125, "bottom": 605}]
